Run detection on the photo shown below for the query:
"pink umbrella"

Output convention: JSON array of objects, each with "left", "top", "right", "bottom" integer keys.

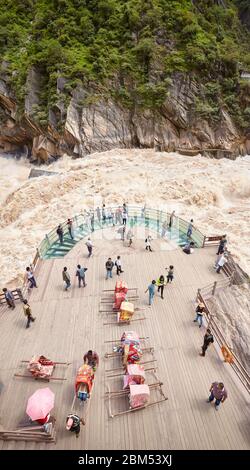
[{"left": 26, "top": 387, "right": 55, "bottom": 421}]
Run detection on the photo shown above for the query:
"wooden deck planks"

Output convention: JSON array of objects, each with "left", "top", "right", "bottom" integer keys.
[{"left": 0, "top": 233, "right": 249, "bottom": 450}]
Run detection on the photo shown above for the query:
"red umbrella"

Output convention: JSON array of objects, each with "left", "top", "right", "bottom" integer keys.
[{"left": 26, "top": 387, "right": 55, "bottom": 421}]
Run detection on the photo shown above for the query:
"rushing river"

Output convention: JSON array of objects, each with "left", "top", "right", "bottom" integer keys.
[{"left": 0, "top": 149, "right": 250, "bottom": 286}]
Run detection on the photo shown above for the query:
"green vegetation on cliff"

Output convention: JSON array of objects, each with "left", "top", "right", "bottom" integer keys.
[{"left": 0, "top": 0, "right": 249, "bottom": 127}]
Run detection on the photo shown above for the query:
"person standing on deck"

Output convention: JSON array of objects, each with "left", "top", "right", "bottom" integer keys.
[
  {"left": 169, "top": 210, "right": 175, "bottom": 229},
  {"left": 115, "top": 208, "right": 120, "bottom": 225},
  {"left": 193, "top": 301, "right": 205, "bottom": 328},
  {"left": 161, "top": 221, "right": 168, "bottom": 238},
  {"left": 57, "top": 224, "right": 64, "bottom": 244},
  {"left": 217, "top": 235, "right": 227, "bottom": 255},
  {"left": 76, "top": 265, "right": 87, "bottom": 287},
  {"left": 207, "top": 382, "right": 228, "bottom": 410},
  {"left": 145, "top": 280, "right": 156, "bottom": 306},
  {"left": 127, "top": 229, "right": 133, "bottom": 247},
  {"left": 26, "top": 266, "right": 38, "bottom": 289},
  {"left": 67, "top": 219, "right": 74, "bottom": 240},
  {"left": 215, "top": 252, "right": 228, "bottom": 273},
  {"left": 105, "top": 258, "right": 114, "bottom": 279},
  {"left": 90, "top": 213, "right": 95, "bottom": 232},
  {"left": 86, "top": 238, "right": 93, "bottom": 257},
  {"left": 156, "top": 275, "right": 165, "bottom": 299},
  {"left": 145, "top": 236, "right": 152, "bottom": 251},
  {"left": 102, "top": 204, "right": 107, "bottom": 224},
  {"left": 122, "top": 211, "right": 128, "bottom": 225},
  {"left": 115, "top": 256, "right": 124, "bottom": 276},
  {"left": 66, "top": 414, "right": 83, "bottom": 438},
  {"left": 3, "top": 288, "right": 15, "bottom": 309},
  {"left": 166, "top": 265, "right": 174, "bottom": 283},
  {"left": 96, "top": 206, "right": 101, "bottom": 224},
  {"left": 23, "top": 299, "right": 36, "bottom": 328},
  {"left": 200, "top": 328, "right": 214, "bottom": 357},
  {"left": 62, "top": 267, "right": 71, "bottom": 290},
  {"left": 187, "top": 219, "right": 193, "bottom": 238}
]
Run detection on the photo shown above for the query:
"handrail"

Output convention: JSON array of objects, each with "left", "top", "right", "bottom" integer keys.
[
  {"left": 37, "top": 205, "right": 207, "bottom": 257},
  {"left": 196, "top": 287, "right": 250, "bottom": 394}
]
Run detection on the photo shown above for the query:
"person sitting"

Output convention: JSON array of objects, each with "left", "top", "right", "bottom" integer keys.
[
  {"left": 66, "top": 414, "right": 83, "bottom": 438},
  {"left": 77, "top": 382, "right": 89, "bottom": 402},
  {"left": 183, "top": 241, "right": 195, "bottom": 254},
  {"left": 36, "top": 413, "right": 50, "bottom": 425},
  {"left": 83, "top": 350, "right": 99, "bottom": 371}
]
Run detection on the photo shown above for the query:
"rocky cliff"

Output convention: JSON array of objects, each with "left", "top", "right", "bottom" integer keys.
[{"left": 1, "top": 71, "right": 249, "bottom": 163}]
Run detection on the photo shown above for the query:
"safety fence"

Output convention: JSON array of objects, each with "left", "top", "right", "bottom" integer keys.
[
  {"left": 0, "top": 249, "right": 41, "bottom": 307},
  {"left": 196, "top": 282, "right": 250, "bottom": 395},
  {"left": 37, "top": 205, "right": 207, "bottom": 258}
]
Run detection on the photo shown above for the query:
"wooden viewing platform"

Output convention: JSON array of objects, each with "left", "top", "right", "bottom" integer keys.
[{"left": 0, "top": 227, "right": 249, "bottom": 450}]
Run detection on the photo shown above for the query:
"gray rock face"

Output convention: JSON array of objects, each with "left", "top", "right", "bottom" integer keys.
[
  {"left": 25, "top": 68, "right": 42, "bottom": 116},
  {"left": 0, "top": 71, "right": 249, "bottom": 162}
]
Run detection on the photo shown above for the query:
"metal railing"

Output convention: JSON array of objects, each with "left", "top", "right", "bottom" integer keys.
[
  {"left": 37, "top": 205, "right": 206, "bottom": 258},
  {"left": 196, "top": 283, "right": 250, "bottom": 394}
]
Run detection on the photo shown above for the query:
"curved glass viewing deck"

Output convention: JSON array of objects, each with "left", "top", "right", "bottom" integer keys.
[{"left": 38, "top": 206, "right": 205, "bottom": 260}]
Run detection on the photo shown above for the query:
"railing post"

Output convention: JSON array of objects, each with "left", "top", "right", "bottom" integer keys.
[
  {"left": 212, "top": 281, "right": 217, "bottom": 296},
  {"left": 36, "top": 248, "right": 40, "bottom": 259},
  {"left": 196, "top": 288, "right": 201, "bottom": 302},
  {"left": 202, "top": 235, "right": 206, "bottom": 248},
  {"left": 46, "top": 234, "right": 51, "bottom": 248},
  {"left": 16, "top": 288, "right": 24, "bottom": 302}
]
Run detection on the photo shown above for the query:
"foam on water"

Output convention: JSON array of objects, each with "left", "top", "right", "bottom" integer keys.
[{"left": 0, "top": 149, "right": 249, "bottom": 286}]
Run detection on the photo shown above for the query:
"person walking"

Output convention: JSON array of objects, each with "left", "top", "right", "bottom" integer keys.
[
  {"left": 67, "top": 219, "right": 74, "bottom": 240},
  {"left": 115, "top": 256, "right": 123, "bottom": 276},
  {"left": 187, "top": 219, "right": 193, "bottom": 238},
  {"left": 86, "top": 238, "right": 93, "bottom": 257},
  {"left": 57, "top": 224, "right": 64, "bottom": 244},
  {"left": 105, "top": 258, "right": 114, "bottom": 279},
  {"left": 217, "top": 235, "right": 227, "bottom": 255},
  {"left": 23, "top": 299, "right": 36, "bottom": 328},
  {"left": 215, "top": 252, "right": 228, "bottom": 273},
  {"left": 76, "top": 265, "right": 87, "bottom": 287},
  {"left": 200, "top": 328, "right": 214, "bottom": 357},
  {"left": 26, "top": 266, "right": 37, "bottom": 288},
  {"left": 66, "top": 414, "right": 83, "bottom": 438},
  {"left": 145, "top": 280, "right": 156, "bottom": 306},
  {"left": 122, "top": 211, "right": 128, "bottom": 225},
  {"left": 157, "top": 275, "right": 165, "bottom": 299},
  {"left": 145, "top": 236, "right": 152, "bottom": 252},
  {"left": 169, "top": 210, "right": 175, "bottom": 229},
  {"left": 166, "top": 265, "right": 174, "bottom": 283},
  {"left": 62, "top": 267, "right": 71, "bottom": 290},
  {"left": 3, "top": 288, "right": 15, "bottom": 309},
  {"left": 207, "top": 382, "right": 228, "bottom": 410},
  {"left": 193, "top": 301, "right": 205, "bottom": 328}
]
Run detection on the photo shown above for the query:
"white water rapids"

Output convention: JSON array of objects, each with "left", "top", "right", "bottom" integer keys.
[{"left": 0, "top": 149, "right": 249, "bottom": 287}]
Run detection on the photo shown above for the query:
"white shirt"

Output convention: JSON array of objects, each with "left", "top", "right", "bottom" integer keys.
[
  {"left": 218, "top": 256, "right": 227, "bottom": 267},
  {"left": 115, "top": 259, "right": 121, "bottom": 267}
]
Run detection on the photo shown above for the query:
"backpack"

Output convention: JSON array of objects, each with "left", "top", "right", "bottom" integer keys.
[{"left": 79, "top": 268, "right": 85, "bottom": 277}]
